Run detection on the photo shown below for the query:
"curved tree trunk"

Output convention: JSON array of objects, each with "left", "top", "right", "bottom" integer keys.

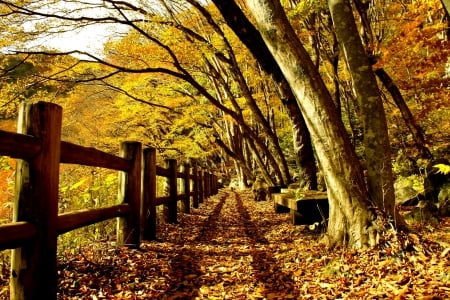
[
  {"left": 212, "top": 0, "right": 317, "bottom": 188},
  {"left": 329, "top": 0, "right": 396, "bottom": 220},
  {"left": 352, "top": 0, "right": 433, "bottom": 161},
  {"left": 208, "top": 27, "right": 292, "bottom": 184},
  {"left": 201, "top": 56, "right": 286, "bottom": 183},
  {"left": 245, "top": 0, "right": 375, "bottom": 248},
  {"left": 283, "top": 97, "right": 317, "bottom": 189},
  {"left": 246, "top": 136, "right": 276, "bottom": 185},
  {"left": 375, "top": 68, "right": 433, "bottom": 160}
]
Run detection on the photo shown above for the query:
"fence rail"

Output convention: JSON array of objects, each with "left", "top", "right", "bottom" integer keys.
[{"left": 0, "top": 101, "right": 218, "bottom": 300}]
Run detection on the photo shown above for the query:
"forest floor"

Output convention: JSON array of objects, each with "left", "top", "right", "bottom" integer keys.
[{"left": 2, "top": 189, "right": 450, "bottom": 299}]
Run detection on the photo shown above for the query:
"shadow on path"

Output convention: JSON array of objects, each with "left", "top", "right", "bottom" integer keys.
[
  {"left": 152, "top": 189, "right": 301, "bottom": 298},
  {"left": 58, "top": 189, "right": 302, "bottom": 299},
  {"left": 234, "top": 191, "right": 300, "bottom": 296}
]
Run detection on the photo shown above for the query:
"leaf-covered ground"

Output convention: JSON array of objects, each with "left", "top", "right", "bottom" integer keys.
[{"left": 2, "top": 189, "right": 449, "bottom": 299}]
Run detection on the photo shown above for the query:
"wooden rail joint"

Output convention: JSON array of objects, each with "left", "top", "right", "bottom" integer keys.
[{"left": 0, "top": 102, "right": 220, "bottom": 300}]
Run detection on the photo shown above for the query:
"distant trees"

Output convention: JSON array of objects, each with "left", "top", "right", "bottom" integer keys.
[
  {"left": 211, "top": 0, "right": 317, "bottom": 189},
  {"left": 0, "top": 54, "right": 74, "bottom": 119}
]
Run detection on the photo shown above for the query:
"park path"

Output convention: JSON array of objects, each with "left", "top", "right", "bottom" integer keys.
[
  {"left": 142, "top": 189, "right": 303, "bottom": 299},
  {"left": 58, "top": 189, "right": 310, "bottom": 299},
  {"left": 57, "top": 189, "right": 450, "bottom": 299}
]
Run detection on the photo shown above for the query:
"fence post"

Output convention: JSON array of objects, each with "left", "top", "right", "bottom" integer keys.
[
  {"left": 204, "top": 172, "right": 209, "bottom": 198},
  {"left": 210, "top": 173, "right": 214, "bottom": 196},
  {"left": 117, "top": 141, "right": 142, "bottom": 248},
  {"left": 164, "top": 159, "right": 178, "bottom": 223},
  {"left": 214, "top": 174, "right": 218, "bottom": 194},
  {"left": 192, "top": 165, "right": 199, "bottom": 209},
  {"left": 207, "top": 172, "right": 211, "bottom": 197},
  {"left": 10, "top": 102, "right": 62, "bottom": 300},
  {"left": 206, "top": 172, "right": 210, "bottom": 197},
  {"left": 198, "top": 168, "right": 204, "bottom": 204},
  {"left": 181, "top": 163, "right": 190, "bottom": 214},
  {"left": 212, "top": 174, "right": 216, "bottom": 194},
  {"left": 211, "top": 174, "right": 215, "bottom": 195},
  {"left": 142, "top": 147, "right": 157, "bottom": 241}
]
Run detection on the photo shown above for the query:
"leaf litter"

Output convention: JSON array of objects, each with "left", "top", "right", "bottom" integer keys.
[{"left": 2, "top": 189, "right": 449, "bottom": 299}]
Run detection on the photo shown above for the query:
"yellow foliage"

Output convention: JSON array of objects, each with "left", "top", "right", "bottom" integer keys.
[{"left": 433, "top": 164, "right": 450, "bottom": 175}]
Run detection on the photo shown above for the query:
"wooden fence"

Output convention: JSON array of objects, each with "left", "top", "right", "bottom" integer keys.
[{"left": 0, "top": 102, "right": 218, "bottom": 300}]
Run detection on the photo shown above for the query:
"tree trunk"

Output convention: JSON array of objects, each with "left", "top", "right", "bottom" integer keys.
[
  {"left": 245, "top": 135, "right": 276, "bottom": 185},
  {"left": 245, "top": 0, "right": 374, "bottom": 248},
  {"left": 208, "top": 46, "right": 291, "bottom": 183},
  {"left": 201, "top": 58, "right": 286, "bottom": 183},
  {"left": 375, "top": 68, "right": 433, "bottom": 160},
  {"left": 328, "top": 0, "right": 396, "bottom": 220},
  {"left": 352, "top": 0, "right": 433, "bottom": 161},
  {"left": 212, "top": 0, "right": 317, "bottom": 188},
  {"left": 221, "top": 119, "right": 255, "bottom": 181},
  {"left": 284, "top": 97, "right": 317, "bottom": 189},
  {"left": 442, "top": 0, "right": 450, "bottom": 39}
]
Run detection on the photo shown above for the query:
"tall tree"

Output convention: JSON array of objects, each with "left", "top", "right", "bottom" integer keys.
[
  {"left": 353, "top": 0, "right": 433, "bottom": 161},
  {"left": 244, "top": 0, "right": 377, "bottom": 247},
  {"left": 328, "top": 0, "right": 396, "bottom": 219},
  {"left": 211, "top": 0, "right": 317, "bottom": 188}
]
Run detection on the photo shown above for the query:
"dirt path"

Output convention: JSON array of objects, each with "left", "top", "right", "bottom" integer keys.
[
  {"left": 57, "top": 189, "right": 307, "bottom": 299},
  {"left": 55, "top": 189, "right": 450, "bottom": 299},
  {"left": 149, "top": 189, "right": 302, "bottom": 299}
]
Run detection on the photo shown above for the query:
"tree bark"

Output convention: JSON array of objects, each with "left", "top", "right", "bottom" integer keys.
[
  {"left": 442, "top": 0, "right": 450, "bottom": 39},
  {"left": 212, "top": 0, "right": 317, "bottom": 188},
  {"left": 284, "top": 97, "right": 317, "bottom": 189},
  {"left": 352, "top": 0, "right": 432, "bottom": 161},
  {"left": 329, "top": 0, "right": 396, "bottom": 219},
  {"left": 245, "top": 0, "right": 374, "bottom": 248},
  {"left": 375, "top": 68, "right": 433, "bottom": 160},
  {"left": 206, "top": 35, "right": 291, "bottom": 184}
]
